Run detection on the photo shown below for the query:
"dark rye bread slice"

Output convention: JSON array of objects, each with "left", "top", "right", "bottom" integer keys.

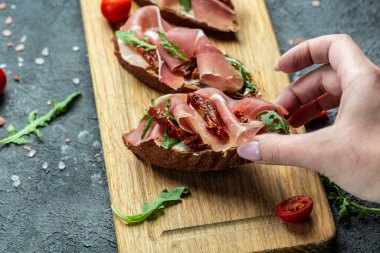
[
  {"left": 134, "top": 0, "right": 239, "bottom": 33},
  {"left": 114, "top": 38, "right": 259, "bottom": 99},
  {"left": 123, "top": 134, "right": 249, "bottom": 172}
]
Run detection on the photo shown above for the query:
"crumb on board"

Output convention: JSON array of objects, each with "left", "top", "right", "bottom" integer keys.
[{"left": 15, "top": 44, "right": 24, "bottom": 52}]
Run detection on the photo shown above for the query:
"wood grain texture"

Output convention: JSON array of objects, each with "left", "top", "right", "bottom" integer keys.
[{"left": 80, "top": 0, "right": 336, "bottom": 252}]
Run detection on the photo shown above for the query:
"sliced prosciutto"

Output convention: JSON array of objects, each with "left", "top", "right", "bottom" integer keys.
[
  {"left": 125, "top": 88, "right": 288, "bottom": 153},
  {"left": 116, "top": 6, "right": 244, "bottom": 93}
]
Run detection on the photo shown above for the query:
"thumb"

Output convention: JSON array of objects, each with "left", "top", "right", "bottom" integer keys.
[{"left": 237, "top": 128, "right": 333, "bottom": 171}]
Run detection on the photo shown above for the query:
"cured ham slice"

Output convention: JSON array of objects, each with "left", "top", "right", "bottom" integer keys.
[
  {"left": 117, "top": 6, "right": 243, "bottom": 92},
  {"left": 125, "top": 88, "right": 287, "bottom": 152},
  {"left": 191, "top": 0, "right": 237, "bottom": 32}
]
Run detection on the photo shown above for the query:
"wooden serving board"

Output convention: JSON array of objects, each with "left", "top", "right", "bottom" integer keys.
[{"left": 80, "top": 0, "right": 336, "bottom": 252}]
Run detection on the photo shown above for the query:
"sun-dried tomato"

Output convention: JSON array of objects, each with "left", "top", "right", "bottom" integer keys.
[
  {"left": 234, "top": 111, "right": 248, "bottom": 123},
  {"left": 135, "top": 47, "right": 159, "bottom": 73},
  {"left": 174, "top": 58, "right": 197, "bottom": 78},
  {"left": 188, "top": 93, "right": 229, "bottom": 139}
]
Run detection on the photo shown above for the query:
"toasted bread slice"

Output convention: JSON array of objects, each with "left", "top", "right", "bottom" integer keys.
[
  {"left": 134, "top": 0, "right": 239, "bottom": 33},
  {"left": 123, "top": 135, "right": 248, "bottom": 172}
]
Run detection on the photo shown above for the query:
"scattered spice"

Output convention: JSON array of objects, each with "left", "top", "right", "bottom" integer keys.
[
  {"left": 13, "top": 75, "right": 20, "bottom": 82},
  {"left": 0, "top": 2, "right": 6, "bottom": 10},
  {"left": 5, "top": 16, "right": 13, "bottom": 25},
  {"left": 3, "top": 29, "right": 12, "bottom": 37},
  {"left": 15, "top": 44, "right": 24, "bottom": 52},
  {"left": 0, "top": 116, "right": 6, "bottom": 127},
  {"left": 294, "top": 37, "right": 304, "bottom": 45},
  {"left": 64, "top": 137, "right": 71, "bottom": 143},
  {"left": 58, "top": 161, "right": 66, "bottom": 170},
  {"left": 7, "top": 42, "right": 13, "bottom": 48},
  {"left": 34, "top": 57, "right": 45, "bottom": 65},
  {"left": 311, "top": 0, "right": 321, "bottom": 7},
  {"left": 42, "top": 162, "right": 49, "bottom": 170},
  {"left": 27, "top": 149, "right": 37, "bottom": 158},
  {"left": 72, "top": 46, "right": 80, "bottom": 52},
  {"left": 11, "top": 175, "right": 20, "bottom": 187}
]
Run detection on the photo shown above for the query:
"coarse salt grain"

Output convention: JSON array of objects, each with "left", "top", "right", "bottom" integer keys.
[
  {"left": 17, "top": 57, "right": 23, "bottom": 62},
  {"left": 10, "top": 4, "right": 16, "bottom": 9},
  {"left": 23, "top": 145, "right": 32, "bottom": 151},
  {"left": 13, "top": 75, "right": 20, "bottom": 82},
  {"left": 15, "top": 44, "right": 24, "bottom": 52},
  {"left": 0, "top": 116, "right": 6, "bottom": 127},
  {"left": 11, "top": 175, "right": 20, "bottom": 187},
  {"left": 18, "top": 62, "right": 23, "bottom": 67},
  {"left": 42, "top": 162, "right": 48, "bottom": 169},
  {"left": 28, "top": 149, "right": 37, "bottom": 158},
  {"left": 20, "top": 35, "right": 27, "bottom": 43},
  {"left": 72, "top": 78, "right": 80, "bottom": 84},
  {"left": 0, "top": 2, "right": 6, "bottom": 10},
  {"left": 312, "top": 0, "right": 321, "bottom": 7},
  {"left": 34, "top": 57, "right": 45, "bottom": 65},
  {"left": 72, "top": 46, "right": 79, "bottom": 52},
  {"left": 2, "top": 29, "right": 11, "bottom": 37},
  {"left": 58, "top": 161, "right": 66, "bottom": 170},
  {"left": 64, "top": 137, "right": 71, "bottom": 143},
  {"left": 41, "top": 47, "right": 49, "bottom": 56},
  {"left": 0, "top": 63, "right": 6, "bottom": 68},
  {"left": 5, "top": 16, "right": 13, "bottom": 25},
  {"left": 7, "top": 42, "right": 13, "bottom": 48}
]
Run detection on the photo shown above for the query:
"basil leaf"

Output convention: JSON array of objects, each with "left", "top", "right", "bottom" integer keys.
[
  {"left": 162, "top": 130, "right": 180, "bottom": 149},
  {"left": 179, "top": 0, "right": 191, "bottom": 12},
  {"left": 141, "top": 118, "right": 153, "bottom": 140}
]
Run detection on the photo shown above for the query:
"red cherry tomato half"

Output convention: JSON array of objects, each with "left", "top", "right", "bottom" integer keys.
[
  {"left": 0, "top": 68, "right": 7, "bottom": 94},
  {"left": 275, "top": 195, "right": 313, "bottom": 223},
  {"left": 101, "top": 0, "right": 131, "bottom": 23}
]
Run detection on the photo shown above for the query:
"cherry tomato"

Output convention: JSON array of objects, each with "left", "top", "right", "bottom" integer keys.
[
  {"left": 101, "top": 0, "right": 131, "bottom": 23},
  {"left": 275, "top": 195, "right": 313, "bottom": 223},
  {"left": 0, "top": 68, "right": 7, "bottom": 94}
]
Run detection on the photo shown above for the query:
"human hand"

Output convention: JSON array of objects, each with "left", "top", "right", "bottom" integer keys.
[{"left": 238, "top": 34, "right": 380, "bottom": 203}]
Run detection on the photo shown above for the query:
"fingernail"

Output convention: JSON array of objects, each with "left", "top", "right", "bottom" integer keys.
[
  {"left": 273, "top": 61, "right": 280, "bottom": 71},
  {"left": 237, "top": 141, "right": 262, "bottom": 161}
]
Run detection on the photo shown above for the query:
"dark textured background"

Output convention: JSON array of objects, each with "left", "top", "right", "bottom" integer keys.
[{"left": 0, "top": 0, "right": 379, "bottom": 252}]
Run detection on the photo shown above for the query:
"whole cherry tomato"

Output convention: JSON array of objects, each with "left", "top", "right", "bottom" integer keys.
[
  {"left": 275, "top": 195, "right": 313, "bottom": 223},
  {"left": 101, "top": 0, "right": 131, "bottom": 23},
  {"left": 0, "top": 68, "right": 7, "bottom": 94}
]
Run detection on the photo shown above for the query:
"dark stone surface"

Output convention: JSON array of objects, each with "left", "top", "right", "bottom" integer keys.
[{"left": 0, "top": 0, "right": 378, "bottom": 252}]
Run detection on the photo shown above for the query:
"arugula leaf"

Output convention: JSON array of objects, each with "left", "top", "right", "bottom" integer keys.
[
  {"left": 0, "top": 92, "right": 80, "bottom": 145},
  {"left": 225, "top": 55, "right": 256, "bottom": 95},
  {"left": 116, "top": 30, "right": 157, "bottom": 52},
  {"left": 141, "top": 118, "right": 153, "bottom": 140},
  {"left": 179, "top": 0, "right": 191, "bottom": 12},
  {"left": 256, "top": 110, "right": 289, "bottom": 134},
  {"left": 111, "top": 187, "right": 190, "bottom": 225},
  {"left": 321, "top": 176, "right": 380, "bottom": 221},
  {"left": 140, "top": 98, "right": 155, "bottom": 122},
  {"left": 158, "top": 31, "right": 190, "bottom": 62},
  {"left": 164, "top": 99, "right": 176, "bottom": 123},
  {"left": 162, "top": 130, "right": 180, "bottom": 149}
]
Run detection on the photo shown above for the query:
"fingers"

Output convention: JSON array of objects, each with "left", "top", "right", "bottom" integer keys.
[
  {"left": 288, "top": 93, "right": 340, "bottom": 127},
  {"left": 274, "top": 64, "right": 341, "bottom": 116},
  {"left": 237, "top": 128, "right": 334, "bottom": 173},
  {"left": 274, "top": 34, "right": 375, "bottom": 84}
]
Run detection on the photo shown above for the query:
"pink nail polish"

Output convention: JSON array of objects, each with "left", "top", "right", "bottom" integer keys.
[
  {"left": 237, "top": 141, "right": 262, "bottom": 161},
  {"left": 273, "top": 62, "right": 280, "bottom": 71}
]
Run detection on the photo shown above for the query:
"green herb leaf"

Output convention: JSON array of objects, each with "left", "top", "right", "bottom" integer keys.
[
  {"left": 256, "top": 110, "right": 289, "bottom": 134},
  {"left": 140, "top": 98, "right": 155, "bottom": 122},
  {"left": 117, "top": 30, "right": 157, "bottom": 52},
  {"left": 162, "top": 130, "right": 180, "bottom": 149},
  {"left": 158, "top": 31, "right": 190, "bottom": 62},
  {"left": 321, "top": 175, "right": 380, "bottom": 221},
  {"left": 179, "top": 0, "right": 191, "bottom": 12},
  {"left": 141, "top": 118, "right": 153, "bottom": 140},
  {"left": 164, "top": 99, "right": 176, "bottom": 123},
  {"left": 225, "top": 55, "right": 256, "bottom": 95},
  {"left": 111, "top": 187, "right": 190, "bottom": 225},
  {"left": 0, "top": 92, "right": 81, "bottom": 145}
]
